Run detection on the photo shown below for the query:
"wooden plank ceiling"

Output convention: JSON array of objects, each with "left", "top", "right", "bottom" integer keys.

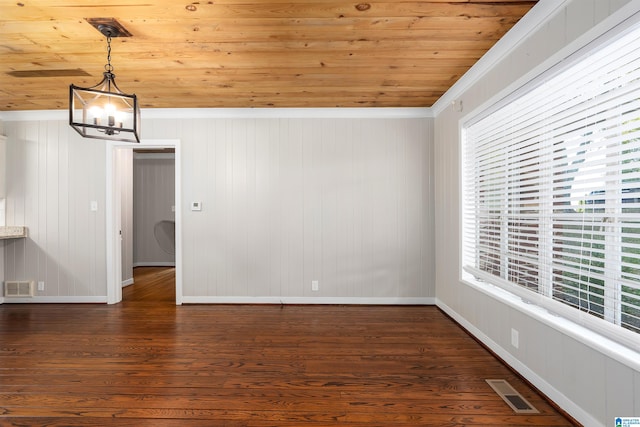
[{"left": 0, "top": 0, "right": 537, "bottom": 110}]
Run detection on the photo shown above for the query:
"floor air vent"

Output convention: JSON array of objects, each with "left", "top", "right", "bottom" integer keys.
[
  {"left": 486, "top": 379, "right": 539, "bottom": 414},
  {"left": 4, "top": 281, "right": 34, "bottom": 297}
]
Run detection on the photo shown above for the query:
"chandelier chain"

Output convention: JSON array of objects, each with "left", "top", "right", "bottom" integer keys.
[{"left": 105, "top": 34, "right": 114, "bottom": 73}]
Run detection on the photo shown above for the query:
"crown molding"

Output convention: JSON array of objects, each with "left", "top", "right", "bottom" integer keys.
[
  {"left": 431, "top": 0, "right": 569, "bottom": 116},
  {"left": 0, "top": 107, "right": 433, "bottom": 122}
]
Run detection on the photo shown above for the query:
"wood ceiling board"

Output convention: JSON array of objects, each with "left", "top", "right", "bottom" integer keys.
[
  {"left": 1, "top": 2, "right": 537, "bottom": 20},
  {"left": 0, "top": 0, "right": 537, "bottom": 110}
]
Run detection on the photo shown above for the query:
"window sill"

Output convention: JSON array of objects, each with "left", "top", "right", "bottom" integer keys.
[{"left": 460, "top": 272, "right": 640, "bottom": 373}]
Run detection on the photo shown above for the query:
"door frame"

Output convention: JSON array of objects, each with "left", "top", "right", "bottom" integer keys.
[{"left": 106, "top": 139, "right": 182, "bottom": 304}]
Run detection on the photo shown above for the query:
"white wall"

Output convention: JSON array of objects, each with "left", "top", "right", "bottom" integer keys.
[
  {"left": 2, "top": 120, "right": 107, "bottom": 301},
  {"left": 143, "top": 116, "right": 434, "bottom": 302},
  {"left": 116, "top": 148, "right": 134, "bottom": 285},
  {"left": 433, "top": 1, "right": 640, "bottom": 425},
  {"left": 1, "top": 114, "right": 434, "bottom": 303},
  {"left": 0, "top": 134, "right": 6, "bottom": 292},
  {"left": 0, "top": 239, "right": 3, "bottom": 296},
  {"left": 133, "top": 153, "right": 175, "bottom": 267},
  {"left": 0, "top": 134, "right": 6, "bottom": 199}
]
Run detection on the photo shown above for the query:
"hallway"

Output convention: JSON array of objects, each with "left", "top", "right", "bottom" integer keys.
[{"left": 122, "top": 266, "right": 175, "bottom": 303}]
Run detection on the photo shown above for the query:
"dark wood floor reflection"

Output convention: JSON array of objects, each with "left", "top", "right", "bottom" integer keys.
[{"left": 0, "top": 269, "right": 577, "bottom": 426}]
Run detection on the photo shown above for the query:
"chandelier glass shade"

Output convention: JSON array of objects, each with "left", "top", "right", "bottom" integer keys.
[{"left": 69, "top": 25, "right": 140, "bottom": 143}]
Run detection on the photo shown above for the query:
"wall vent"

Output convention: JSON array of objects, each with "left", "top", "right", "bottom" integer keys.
[
  {"left": 4, "top": 281, "right": 35, "bottom": 297},
  {"left": 486, "top": 379, "right": 539, "bottom": 414}
]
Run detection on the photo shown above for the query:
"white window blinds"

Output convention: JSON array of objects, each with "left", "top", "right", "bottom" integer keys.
[{"left": 462, "top": 23, "right": 640, "bottom": 343}]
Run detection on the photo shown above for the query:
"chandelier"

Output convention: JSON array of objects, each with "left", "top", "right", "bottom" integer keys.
[{"left": 69, "top": 22, "right": 140, "bottom": 143}]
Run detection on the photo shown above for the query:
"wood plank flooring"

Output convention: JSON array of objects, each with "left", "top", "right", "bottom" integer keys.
[
  {"left": 0, "top": 268, "right": 578, "bottom": 426},
  {"left": 123, "top": 266, "right": 176, "bottom": 302}
]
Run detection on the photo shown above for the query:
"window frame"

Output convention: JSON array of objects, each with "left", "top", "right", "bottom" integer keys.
[{"left": 460, "top": 14, "right": 640, "bottom": 355}]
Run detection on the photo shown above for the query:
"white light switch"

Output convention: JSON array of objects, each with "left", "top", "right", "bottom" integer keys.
[
  {"left": 191, "top": 201, "right": 202, "bottom": 211},
  {"left": 171, "top": 205, "right": 176, "bottom": 212},
  {"left": 90, "top": 201, "right": 98, "bottom": 212}
]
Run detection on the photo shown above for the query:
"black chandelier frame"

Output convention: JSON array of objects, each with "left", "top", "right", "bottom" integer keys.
[{"left": 69, "top": 24, "right": 140, "bottom": 143}]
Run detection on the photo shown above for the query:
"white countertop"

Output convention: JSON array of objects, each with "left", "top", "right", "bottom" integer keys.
[{"left": 0, "top": 226, "right": 27, "bottom": 239}]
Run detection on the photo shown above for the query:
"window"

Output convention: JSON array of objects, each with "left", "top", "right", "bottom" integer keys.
[{"left": 462, "top": 22, "right": 640, "bottom": 346}]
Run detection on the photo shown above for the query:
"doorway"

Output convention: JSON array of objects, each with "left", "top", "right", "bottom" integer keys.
[
  {"left": 125, "top": 148, "right": 176, "bottom": 302},
  {"left": 106, "top": 139, "right": 182, "bottom": 305}
]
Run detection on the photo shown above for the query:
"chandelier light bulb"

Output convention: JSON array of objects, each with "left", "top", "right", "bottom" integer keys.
[
  {"left": 89, "top": 106, "right": 103, "bottom": 125},
  {"left": 104, "top": 103, "right": 116, "bottom": 126},
  {"left": 115, "top": 111, "right": 126, "bottom": 128}
]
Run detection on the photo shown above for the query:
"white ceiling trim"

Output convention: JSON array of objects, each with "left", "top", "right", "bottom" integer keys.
[
  {"left": 431, "top": 0, "right": 569, "bottom": 116},
  {"left": 143, "top": 107, "right": 433, "bottom": 119},
  {"left": 0, "top": 107, "right": 432, "bottom": 122}
]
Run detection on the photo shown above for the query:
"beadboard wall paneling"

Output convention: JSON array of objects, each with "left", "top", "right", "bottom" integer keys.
[
  {"left": 0, "top": 242, "right": 3, "bottom": 296},
  {"left": 132, "top": 154, "right": 176, "bottom": 267},
  {"left": 2, "top": 116, "right": 433, "bottom": 303},
  {"left": 3, "top": 120, "right": 107, "bottom": 299},
  {"left": 141, "top": 117, "right": 434, "bottom": 300},
  {"left": 0, "top": 135, "right": 6, "bottom": 198},
  {"left": 0, "top": 136, "right": 5, "bottom": 299},
  {"left": 434, "top": 1, "right": 638, "bottom": 425}
]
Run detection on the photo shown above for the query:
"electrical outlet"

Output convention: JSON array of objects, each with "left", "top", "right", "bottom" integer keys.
[
  {"left": 511, "top": 328, "right": 519, "bottom": 349},
  {"left": 311, "top": 280, "right": 319, "bottom": 291},
  {"left": 37, "top": 281, "right": 45, "bottom": 291}
]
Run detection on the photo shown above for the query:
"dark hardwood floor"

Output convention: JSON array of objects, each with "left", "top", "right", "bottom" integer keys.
[
  {"left": 123, "top": 266, "right": 176, "bottom": 302},
  {"left": 0, "top": 268, "right": 578, "bottom": 426}
]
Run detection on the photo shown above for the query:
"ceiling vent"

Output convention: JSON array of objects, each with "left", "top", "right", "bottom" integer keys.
[
  {"left": 486, "top": 379, "right": 539, "bottom": 414},
  {"left": 4, "top": 281, "right": 34, "bottom": 298},
  {"left": 7, "top": 69, "right": 91, "bottom": 78}
]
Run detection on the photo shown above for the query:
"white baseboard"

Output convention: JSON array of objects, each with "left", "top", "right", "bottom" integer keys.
[
  {"left": 435, "top": 298, "right": 601, "bottom": 427},
  {"left": 180, "top": 296, "right": 435, "bottom": 305},
  {"left": 122, "top": 278, "right": 134, "bottom": 287},
  {"left": 1, "top": 296, "right": 108, "bottom": 304},
  {"left": 132, "top": 262, "right": 176, "bottom": 267},
  {"left": 1, "top": 295, "right": 433, "bottom": 306}
]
